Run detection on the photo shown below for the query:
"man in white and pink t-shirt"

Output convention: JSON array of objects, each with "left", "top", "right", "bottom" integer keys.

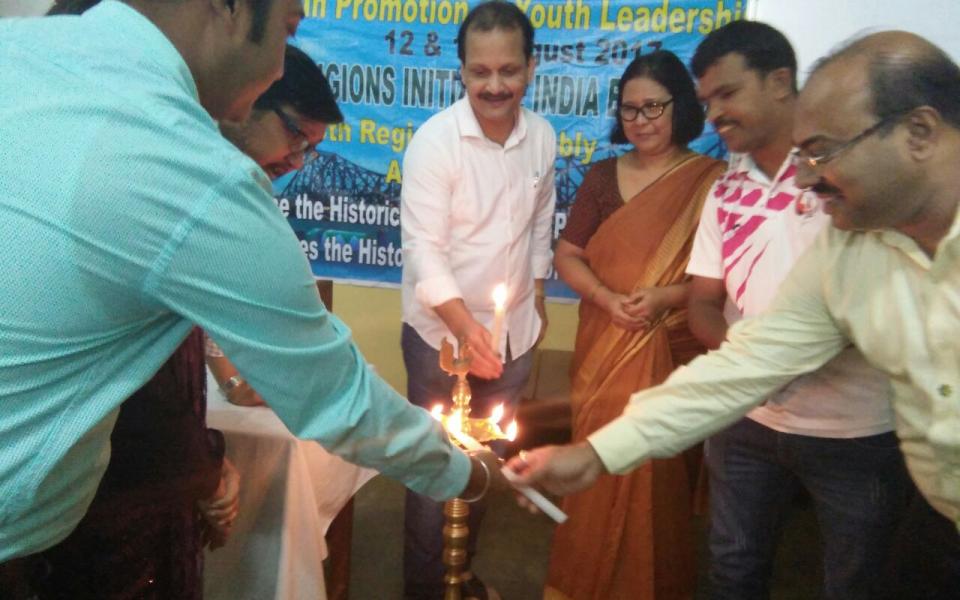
[{"left": 686, "top": 21, "right": 912, "bottom": 600}]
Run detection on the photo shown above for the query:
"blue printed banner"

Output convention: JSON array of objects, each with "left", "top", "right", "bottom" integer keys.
[{"left": 275, "top": 0, "right": 748, "bottom": 298}]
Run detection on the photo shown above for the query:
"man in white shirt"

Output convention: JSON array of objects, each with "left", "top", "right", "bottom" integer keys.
[
  {"left": 510, "top": 29, "right": 960, "bottom": 599},
  {"left": 399, "top": 2, "right": 556, "bottom": 598},
  {"left": 684, "top": 22, "right": 910, "bottom": 599}
]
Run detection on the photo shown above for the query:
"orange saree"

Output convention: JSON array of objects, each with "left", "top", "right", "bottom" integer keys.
[{"left": 545, "top": 154, "right": 724, "bottom": 600}]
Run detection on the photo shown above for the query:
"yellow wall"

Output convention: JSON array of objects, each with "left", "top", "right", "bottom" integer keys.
[{"left": 332, "top": 283, "right": 579, "bottom": 393}]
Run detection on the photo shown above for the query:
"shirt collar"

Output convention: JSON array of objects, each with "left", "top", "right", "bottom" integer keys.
[
  {"left": 874, "top": 197, "right": 960, "bottom": 269},
  {"left": 729, "top": 151, "right": 795, "bottom": 188},
  {"left": 453, "top": 97, "right": 527, "bottom": 148}
]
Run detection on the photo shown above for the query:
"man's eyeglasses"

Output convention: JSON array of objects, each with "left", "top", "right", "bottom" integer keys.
[
  {"left": 790, "top": 111, "right": 908, "bottom": 169},
  {"left": 275, "top": 108, "right": 320, "bottom": 164},
  {"left": 619, "top": 98, "right": 674, "bottom": 122}
]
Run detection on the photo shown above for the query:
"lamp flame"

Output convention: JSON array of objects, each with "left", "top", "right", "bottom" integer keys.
[
  {"left": 490, "top": 403, "right": 504, "bottom": 424},
  {"left": 505, "top": 420, "right": 518, "bottom": 442},
  {"left": 430, "top": 404, "right": 444, "bottom": 421}
]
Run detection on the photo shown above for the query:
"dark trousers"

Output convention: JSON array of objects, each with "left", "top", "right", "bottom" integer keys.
[
  {"left": 706, "top": 417, "right": 913, "bottom": 600},
  {"left": 879, "top": 489, "right": 960, "bottom": 599},
  {"left": 400, "top": 323, "right": 533, "bottom": 600}
]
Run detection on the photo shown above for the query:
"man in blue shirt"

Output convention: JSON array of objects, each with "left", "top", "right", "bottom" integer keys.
[{"left": 0, "top": 0, "right": 485, "bottom": 564}]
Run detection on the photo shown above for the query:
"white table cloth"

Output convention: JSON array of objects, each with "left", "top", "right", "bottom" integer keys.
[{"left": 203, "top": 371, "right": 376, "bottom": 600}]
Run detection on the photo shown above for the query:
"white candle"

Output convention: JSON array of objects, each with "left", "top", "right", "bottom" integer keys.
[
  {"left": 501, "top": 466, "right": 568, "bottom": 523},
  {"left": 490, "top": 283, "right": 507, "bottom": 359}
]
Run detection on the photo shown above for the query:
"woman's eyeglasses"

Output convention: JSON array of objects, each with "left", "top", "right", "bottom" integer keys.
[{"left": 619, "top": 98, "right": 674, "bottom": 122}]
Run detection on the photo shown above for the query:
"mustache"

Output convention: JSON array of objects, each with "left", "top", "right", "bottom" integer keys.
[
  {"left": 479, "top": 92, "right": 512, "bottom": 102},
  {"left": 810, "top": 180, "right": 842, "bottom": 196}
]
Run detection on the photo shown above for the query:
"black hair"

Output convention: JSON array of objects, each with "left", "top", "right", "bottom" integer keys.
[
  {"left": 254, "top": 45, "right": 343, "bottom": 124},
  {"left": 46, "top": 0, "right": 100, "bottom": 14},
  {"left": 456, "top": 1, "right": 534, "bottom": 63},
  {"left": 812, "top": 36, "right": 960, "bottom": 131},
  {"left": 48, "top": 0, "right": 273, "bottom": 45},
  {"left": 610, "top": 50, "right": 705, "bottom": 147},
  {"left": 691, "top": 20, "right": 797, "bottom": 93}
]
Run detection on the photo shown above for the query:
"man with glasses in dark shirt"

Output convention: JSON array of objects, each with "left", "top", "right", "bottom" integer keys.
[
  {"left": 219, "top": 45, "right": 338, "bottom": 180},
  {"left": 208, "top": 45, "right": 343, "bottom": 406}
]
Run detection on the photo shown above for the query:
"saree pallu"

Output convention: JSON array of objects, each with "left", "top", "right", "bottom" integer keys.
[{"left": 546, "top": 155, "right": 724, "bottom": 600}]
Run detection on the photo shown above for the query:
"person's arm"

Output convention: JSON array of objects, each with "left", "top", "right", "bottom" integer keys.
[
  {"left": 400, "top": 129, "right": 501, "bottom": 378},
  {"left": 533, "top": 278, "right": 547, "bottom": 347},
  {"left": 554, "top": 239, "right": 649, "bottom": 330},
  {"left": 509, "top": 238, "right": 849, "bottom": 495},
  {"left": 554, "top": 160, "right": 650, "bottom": 330},
  {"left": 685, "top": 182, "right": 730, "bottom": 349},
  {"left": 687, "top": 276, "right": 729, "bottom": 349},
  {"left": 623, "top": 281, "right": 692, "bottom": 325},
  {"left": 149, "top": 167, "right": 474, "bottom": 501},
  {"left": 205, "top": 336, "right": 265, "bottom": 406}
]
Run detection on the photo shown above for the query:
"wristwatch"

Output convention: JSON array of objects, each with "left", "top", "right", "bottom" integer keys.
[{"left": 222, "top": 375, "right": 245, "bottom": 393}]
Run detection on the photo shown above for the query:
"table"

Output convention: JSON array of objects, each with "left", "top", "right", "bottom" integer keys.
[{"left": 203, "top": 370, "right": 376, "bottom": 600}]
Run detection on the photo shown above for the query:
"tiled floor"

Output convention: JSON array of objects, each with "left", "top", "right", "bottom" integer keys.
[{"left": 347, "top": 471, "right": 822, "bottom": 599}]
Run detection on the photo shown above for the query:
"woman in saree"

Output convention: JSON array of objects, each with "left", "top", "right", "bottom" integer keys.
[{"left": 546, "top": 51, "right": 724, "bottom": 600}]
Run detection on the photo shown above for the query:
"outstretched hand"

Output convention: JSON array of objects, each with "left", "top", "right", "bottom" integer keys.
[
  {"left": 457, "top": 319, "right": 503, "bottom": 380},
  {"left": 504, "top": 442, "right": 606, "bottom": 498}
]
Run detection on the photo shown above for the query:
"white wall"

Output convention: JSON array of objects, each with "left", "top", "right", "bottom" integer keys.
[
  {"left": 0, "top": 0, "right": 53, "bottom": 17},
  {"left": 750, "top": 0, "right": 959, "bottom": 83}
]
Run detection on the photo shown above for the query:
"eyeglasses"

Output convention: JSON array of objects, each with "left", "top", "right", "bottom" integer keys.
[
  {"left": 275, "top": 108, "right": 320, "bottom": 164},
  {"left": 619, "top": 98, "right": 674, "bottom": 122},
  {"left": 790, "top": 111, "right": 907, "bottom": 169}
]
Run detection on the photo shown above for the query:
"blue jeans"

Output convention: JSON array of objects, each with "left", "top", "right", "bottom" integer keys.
[
  {"left": 400, "top": 323, "right": 533, "bottom": 600},
  {"left": 706, "top": 417, "right": 912, "bottom": 600}
]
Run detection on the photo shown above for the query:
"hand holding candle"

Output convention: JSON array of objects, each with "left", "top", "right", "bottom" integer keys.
[{"left": 489, "top": 283, "right": 507, "bottom": 361}]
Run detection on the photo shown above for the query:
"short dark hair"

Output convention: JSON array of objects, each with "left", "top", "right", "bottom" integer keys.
[
  {"left": 610, "top": 50, "right": 705, "bottom": 147},
  {"left": 812, "top": 35, "right": 960, "bottom": 132},
  {"left": 49, "top": 0, "right": 273, "bottom": 44},
  {"left": 254, "top": 45, "right": 344, "bottom": 124},
  {"left": 691, "top": 20, "right": 797, "bottom": 93},
  {"left": 456, "top": 1, "right": 534, "bottom": 63},
  {"left": 46, "top": 0, "right": 100, "bottom": 14}
]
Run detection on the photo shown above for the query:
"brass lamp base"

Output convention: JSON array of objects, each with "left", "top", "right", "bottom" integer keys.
[{"left": 442, "top": 498, "right": 469, "bottom": 600}]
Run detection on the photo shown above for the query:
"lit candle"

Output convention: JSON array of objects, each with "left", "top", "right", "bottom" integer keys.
[
  {"left": 501, "top": 465, "right": 568, "bottom": 523},
  {"left": 489, "top": 403, "right": 504, "bottom": 425},
  {"left": 505, "top": 420, "right": 518, "bottom": 442},
  {"left": 490, "top": 283, "right": 507, "bottom": 359}
]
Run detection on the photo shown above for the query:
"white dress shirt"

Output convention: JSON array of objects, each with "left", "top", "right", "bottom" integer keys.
[{"left": 401, "top": 98, "right": 557, "bottom": 358}]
